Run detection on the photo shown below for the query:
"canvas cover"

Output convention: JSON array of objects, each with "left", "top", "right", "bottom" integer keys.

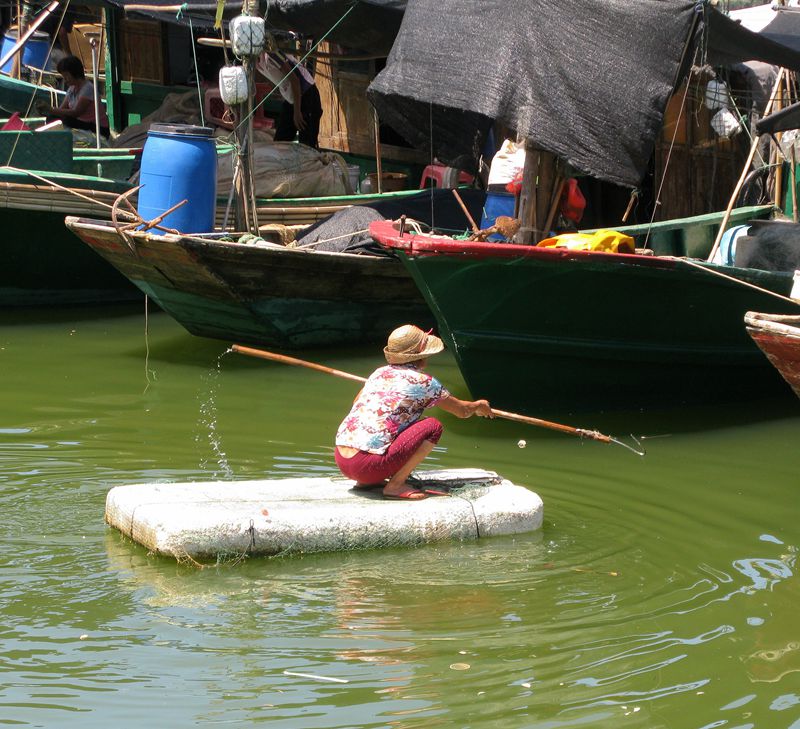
[
  {"left": 268, "top": 0, "right": 405, "bottom": 54},
  {"left": 367, "top": 0, "right": 800, "bottom": 188}
]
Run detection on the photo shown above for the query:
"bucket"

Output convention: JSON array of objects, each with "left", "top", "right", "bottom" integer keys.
[
  {"left": 137, "top": 123, "right": 217, "bottom": 235},
  {"left": 480, "top": 191, "right": 516, "bottom": 240},
  {"left": 366, "top": 171, "right": 406, "bottom": 192},
  {"left": 0, "top": 30, "right": 51, "bottom": 73},
  {"left": 346, "top": 164, "right": 360, "bottom": 194}
]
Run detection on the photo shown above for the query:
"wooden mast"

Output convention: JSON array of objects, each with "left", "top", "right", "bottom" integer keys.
[{"left": 234, "top": 0, "right": 260, "bottom": 234}]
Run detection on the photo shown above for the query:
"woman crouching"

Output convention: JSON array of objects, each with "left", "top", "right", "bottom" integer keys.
[{"left": 335, "top": 325, "right": 493, "bottom": 500}]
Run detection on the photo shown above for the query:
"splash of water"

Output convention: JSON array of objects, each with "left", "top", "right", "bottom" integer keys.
[{"left": 195, "top": 350, "right": 234, "bottom": 478}]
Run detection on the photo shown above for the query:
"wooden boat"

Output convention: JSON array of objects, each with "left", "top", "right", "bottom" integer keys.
[
  {"left": 64, "top": 215, "right": 434, "bottom": 348},
  {"left": 371, "top": 216, "right": 800, "bottom": 412},
  {"left": 745, "top": 311, "right": 800, "bottom": 398},
  {"left": 361, "top": 0, "right": 800, "bottom": 413},
  {"left": 2, "top": 1, "right": 432, "bottom": 307},
  {"left": 0, "top": 73, "right": 64, "bottom": 115}
]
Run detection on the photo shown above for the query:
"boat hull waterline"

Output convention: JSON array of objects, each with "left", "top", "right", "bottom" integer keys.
[{"left": 370, "top": 219, "right": 799, "bottom": 413}]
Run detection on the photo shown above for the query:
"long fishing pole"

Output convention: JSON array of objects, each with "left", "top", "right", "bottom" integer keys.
[{"left": 229, "top": 344, "right": 644, "bottom": 454}]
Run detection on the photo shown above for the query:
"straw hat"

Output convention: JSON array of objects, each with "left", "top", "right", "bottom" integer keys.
[{"left": 383, "top": 325, "right": 444, "bottom": 364}]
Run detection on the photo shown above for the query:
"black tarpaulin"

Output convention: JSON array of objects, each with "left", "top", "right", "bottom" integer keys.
[
  {"left": 756, "top": 100, "right": 800, "bottom": 135},
  {"left": 367, "top": 0, "right": 800, "bottom": 188},
  {"left": 267, "top": 0, "right": 405, "bottom": 54},
  {"left": 368, "top": 0, "right": 699, "bottom": 188},
  {"left": 733, "top": 6, "right": 800, "bottom": 55},
  {"left": 704, "top": 7, "right": 800, "bottom": 68}
]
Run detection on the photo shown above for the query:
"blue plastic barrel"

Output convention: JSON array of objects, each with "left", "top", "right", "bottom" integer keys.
[
  {"left": 1, "top": 30, "right": 51, "bottom": 73},
  {"left": 479, "top": 191, "right": 516, "bottom": 241},
  {"left": 137, "top": 123, "right": 217, "bottom": 235}
]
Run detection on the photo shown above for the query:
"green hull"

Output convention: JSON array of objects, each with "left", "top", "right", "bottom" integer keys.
[
  {"left": 1, "top": 194, "right": 139, "bottom": 307},
  {"left": 0, "top": 74, "right": 65, "bottom": 115},
  {"left": 66, "top": 217, "right": 434, "bottom": 349},
  {"left": 374, "top": 211, "right": 800, "bottom": 413}
]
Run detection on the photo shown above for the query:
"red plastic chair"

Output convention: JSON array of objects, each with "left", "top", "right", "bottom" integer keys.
[{"left": 419, "top": 164, "right": 474, "bottom": 189}]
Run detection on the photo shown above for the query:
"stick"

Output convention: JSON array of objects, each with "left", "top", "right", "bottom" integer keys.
[
  {"left": 373, "top": 109, "right": 382, "bottom": 194},
  {"left": 542, "top": 175, "right": 565, "bottom": 238},
  {"left": 451, "top": 189, "right": 479, "bottom": 233},
  {"left": 708, "top": 68, "right": 784, "bottom": 262},
  {"left": 230, "top": 344, "right": 613, "bottom": 443},
  {"left": 792, "top": 146, "right": 798, "bottom": 223},
  {"left": 232, "top": 345, "right": 367, "bottom": 382},
  {"left": 0, "top": 0, "right": 60, "bottom": 71}
]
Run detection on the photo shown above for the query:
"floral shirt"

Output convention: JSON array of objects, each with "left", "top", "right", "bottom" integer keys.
[{"left": 335, "top": 364, "right": 449, "bottom": 454}]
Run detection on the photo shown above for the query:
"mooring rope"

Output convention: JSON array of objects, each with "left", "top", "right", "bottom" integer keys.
[{"left": 674, "top": 256, "right": 800, "bottom": 306}]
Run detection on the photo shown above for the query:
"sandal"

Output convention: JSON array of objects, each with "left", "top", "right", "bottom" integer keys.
[{"left": 383, "top": 488, "right": 428, "bottom": 500}]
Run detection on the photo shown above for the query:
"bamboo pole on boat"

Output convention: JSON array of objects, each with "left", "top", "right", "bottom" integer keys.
[
  {"left": 708, "top": 68, "right": 785, "bottom": 263},
  {"left": 89, "top": 36, "right": 102, "bottom": 176},
  {"left": 543, "top": 174, "right": 566, "bottom": 239},
  {"left": 535, "top": 151, "right": 557, "bottom": 239},
  {"left": 514, "top": 140, "right": 539, "bottom": 245},
  {"left": 1, "top": 0, "right": 59, "bottom": 74},
  {"left": 792, "top": 146, "right": 799, "bottom": 223},
  {"left": 373, "top": 109, "right": 383, "bottom": 194},
  {"left": 230, "top": 344, "right": 614, "bottom": 444}
]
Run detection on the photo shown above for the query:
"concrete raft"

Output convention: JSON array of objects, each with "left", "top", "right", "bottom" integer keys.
[{"left": 105, "top": 469, "right": 543, "bottom": 560}]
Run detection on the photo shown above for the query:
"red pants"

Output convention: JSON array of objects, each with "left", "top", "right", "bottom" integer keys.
[{"left": 335, "top": 418, "right": 443, "bottom": 483}]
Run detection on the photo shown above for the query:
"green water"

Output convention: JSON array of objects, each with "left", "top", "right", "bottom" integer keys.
[{"left": 1, "top": 305, "right": 799, "bottom": 728}]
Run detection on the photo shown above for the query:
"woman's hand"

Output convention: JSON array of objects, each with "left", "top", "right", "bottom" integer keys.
[
  {"left": 292, "top": 105, "right": 306, "bottom": 131},
  {"left": 437, "top": 394, "right": 494, "bottom": 419},
  {"left": 472, "top": 399, "right": 494, "bottom": 418}
]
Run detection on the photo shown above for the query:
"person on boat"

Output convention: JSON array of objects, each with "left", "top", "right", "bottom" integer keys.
[
  {"left": 42, "top": 55, "right": 109, "bottom": 138},
  {"left": 335, "top": 325, "right": 493, "bottom": 501},
  {"left": 256, "top": 35, "right": 322, "bottom": 149}
]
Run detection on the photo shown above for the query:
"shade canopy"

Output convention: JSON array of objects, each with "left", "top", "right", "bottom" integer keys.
[{"left": 367, "top": 0, "right": 800, "bottom": 187}]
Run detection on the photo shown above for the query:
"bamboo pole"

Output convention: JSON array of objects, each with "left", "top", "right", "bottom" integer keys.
[
  {"left": 230, "top": 344, "right": 613, "bottom": 443},
  {"left": 1, "top": 0, "right": 60, "bottom": 72},
  {"left": 373, "top": 109, "right": 383, "bottom": 194},
  {"left": 451, "top": 189, "right": 479, "bottom": 233},
  {"left": 708, "top": 68, "right": 785, "bottom": 262},
  {"left": 543, "top": 175, "right": 565, "bottom": 238},
  {"left": 792, "top": 146, "right": 798, "bottom": 223},
  {"left": 514, "top": 140, "right": 539, "bottom": 244}
]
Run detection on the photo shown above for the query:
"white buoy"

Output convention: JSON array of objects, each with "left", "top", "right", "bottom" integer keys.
[
  {"left": 218, "top": 65, "right": 249, "bottom": 105},
  {"left": 229, "top": 15, "right": 266, "bottom": 57}
]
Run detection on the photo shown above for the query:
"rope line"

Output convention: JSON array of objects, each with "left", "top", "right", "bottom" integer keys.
[
  {"left": 188, "top": 15, "right": 205, "bottom": 126},
  {"left": 645, "top": 49, "right": 698, "bottom": 247},
  {"left": 6, "top": 0, "right": 72, "bottom": 169},
  {"left": 674, "top": 257, "right": 800, "bottom": 307},
  {"left": 233, "top": 3, "right": 356, "bottom": 136}
]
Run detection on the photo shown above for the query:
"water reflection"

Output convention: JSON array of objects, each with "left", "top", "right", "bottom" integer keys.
[{"left": 1, "top": 308, "right": 799, "bottom": 727}]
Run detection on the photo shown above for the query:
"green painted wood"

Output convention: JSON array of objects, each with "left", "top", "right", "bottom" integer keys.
[
  {"left": 0, "top": 73, "right": 65, "bottom": 114},
  {"left": 1, "top": 208, "right": 138, "bottom": 306},
  {"left": 0, "top": 130, "right": 74, "bottom": 172},
  {"left": 392, "top": 214, "right": 799, "bottom": 413},
  {"left": 66, "top": 218, "right": 434, "bottom": 348}
]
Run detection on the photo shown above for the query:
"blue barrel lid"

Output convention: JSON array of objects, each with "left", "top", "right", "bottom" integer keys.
[
  {"left": 148, "top": 123, "right": 214, "bottom": 137},
  {"left": 3, "top": 30, "right": 49, "bottom": 41}
]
